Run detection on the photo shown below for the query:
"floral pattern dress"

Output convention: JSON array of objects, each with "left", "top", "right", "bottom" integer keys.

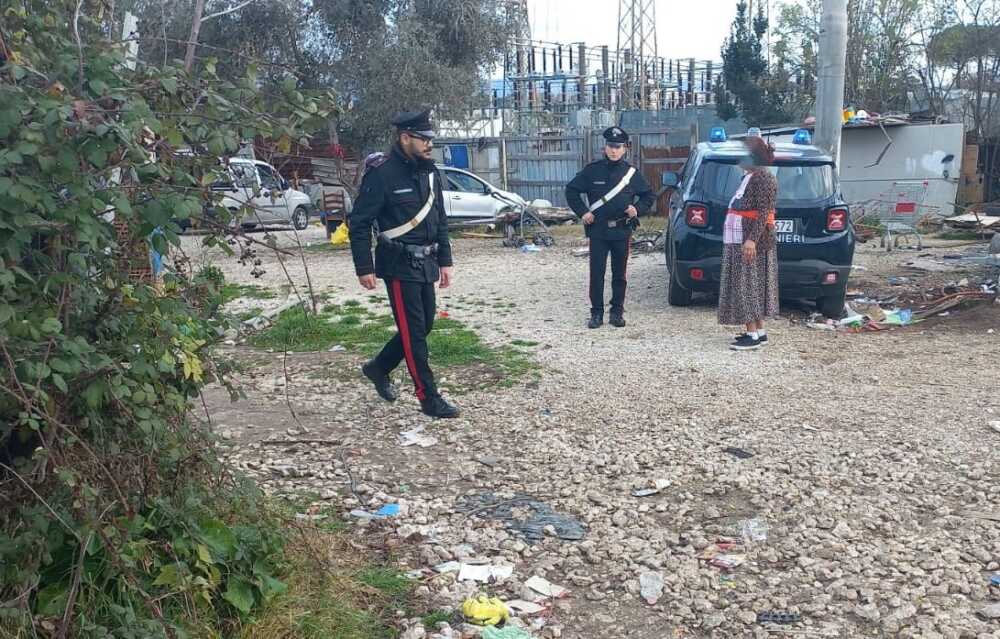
[{"left": 717, "top": 168, "right": 779, "bottom": 326}]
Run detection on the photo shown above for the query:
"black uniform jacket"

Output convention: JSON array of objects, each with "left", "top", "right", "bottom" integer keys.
[
  {"left": 565, "top": 158, "right": 656, "bottom": 240},
  {"left": 349, "top": 144, "right": 453, "bottom": 282}
]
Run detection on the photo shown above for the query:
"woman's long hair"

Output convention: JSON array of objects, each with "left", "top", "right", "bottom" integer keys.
[{"left": 744, "top": 136, "right": 775, "bottom": 167}]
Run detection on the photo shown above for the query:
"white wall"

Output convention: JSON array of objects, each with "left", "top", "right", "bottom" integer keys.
[{"left": 839, "top": 123, "right": 964, "bottom": 218}]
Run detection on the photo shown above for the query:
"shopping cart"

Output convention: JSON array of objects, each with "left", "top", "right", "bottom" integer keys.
[{"left": 875, "top": 180, "right": 928, "bottom": 252}]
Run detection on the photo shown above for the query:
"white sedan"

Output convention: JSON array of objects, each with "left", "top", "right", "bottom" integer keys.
[{"left": 438, "top": 166, "right": 527, "bottom": 222}]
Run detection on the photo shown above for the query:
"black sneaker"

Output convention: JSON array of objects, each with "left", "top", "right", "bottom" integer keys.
[
  {"left": 609, "top": 312, "right": 626, "bottom": 327},
  {"left": 736, "top": 332, "right": 768, "bottom": 345},
  {"left": 361, "top": 361, "right": 397, "bottom": 402},
  {"left": 729, "top": 334, "right": 762, "bottom": 351},
  {"left": 587, "top": 314, "right": 604, "bottom": 329},
  {"left": 420, "top": 396, "right": 461, "bottom": 419}
]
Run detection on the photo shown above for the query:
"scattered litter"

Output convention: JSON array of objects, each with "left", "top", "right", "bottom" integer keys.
[
  {"left": 525, "top": 575, "right": 568, "bottom": 599},
  {"left": 851, "top": 265, "right": 868, "bottom": 272},
  {"left": 328, "top": 344, "right": 347, "bottom": 352},
  {"left": 806, "top": 320, "right": 837, "bottom": 331},
  {"left": 399, "top": 425, "right": 438, "bottom": 448},
  {"left": 989, "top": 421, "right": 1000, "bottom": 435},
  {"left": 457, "top": 563, "right": 514, "bottom": 583},
  {"left": 976, "top": 603, "right": 1000, "bottom": 620},
  {"left": 756, "top": 611, "right": 801, "bottom": 625},
  {"left": 433, "top": 561, "right": 461, "bottom": 574},
  {"left": 404, "top": 569, "right": 425, "bottom": 579},
  {"left": 723, "top": 446, "right": 754, "bottom": 460},
  {"left": 349, "top": 503, "right": 400, "bottom": 519},
  {"left": 294, "top": 513, "right": 328, "bottom": 522},
  {"left": 571, "top": 247, "right": 589, "bottom": 257},
  {"left": 462, "top": 595, "right": 510, "bottom": 626},
  {"left": 738, "top": 518, "right": 769, "bottom": 543},
  {"left": 639, "top": 571, "right": 664, "bottom": 605},
  {"left": 709, "top": 554, "right": 746, "bottom": 571},
  {"left": 989, "top": 574, "right": 1000, "bottom": 586},
  {"left": 482, "top": 627, "right": 535, "bottom": 639},
  {"left": 455, "top": 493, "right": 585, "bottom": 542},
  {"left": 438, "top": 311, "right": 450, "bottom": 319},
  {"left": 881, "top": 308, "right": 913, "bottom": 325},
  {"left": 938, "top": 311, "right": 950, "bottom": 317},
  {"left": 888, "top": 276, "right": 910, "bottom": 285},
  {"left": 520, "top": 244, "right": 542, "bottom": 253},
  {"left": 631, "top": 488, "right": 661, "bottom": 497},
  {"left": 476, "top": 455, "right": 500, "bottom": 468},
  {"left": 506, "top": 599, "right": 546, "bottom": 615}
]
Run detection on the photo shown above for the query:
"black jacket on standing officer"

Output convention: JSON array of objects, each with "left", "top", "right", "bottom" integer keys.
[
  {"left": 349, "top": 109, "right": 459, "bottom": 418},
  {"left": 565, "top": 126, "right": 655, "bottom": 329}
]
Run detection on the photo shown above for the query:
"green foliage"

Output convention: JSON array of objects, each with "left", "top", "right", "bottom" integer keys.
[{"left": 0, "top": 2, "right": 330, "bottom": 635}]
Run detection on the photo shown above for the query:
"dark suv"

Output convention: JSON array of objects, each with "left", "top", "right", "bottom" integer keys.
[{"left": 662, "top": 132, "right": 855, "bottom": 318}]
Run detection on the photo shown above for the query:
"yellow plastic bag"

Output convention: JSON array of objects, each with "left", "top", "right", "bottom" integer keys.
[
  {"left": 462, "top": 595, "right": 509, "bottom": 626},
  {"left": 331, "top": 222, "right": 349, "bottom": 246}
]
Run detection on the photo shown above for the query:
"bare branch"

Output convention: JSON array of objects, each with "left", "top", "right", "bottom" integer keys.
[{"left": 201, "top": 0, "right": 256, "bottom": 23}]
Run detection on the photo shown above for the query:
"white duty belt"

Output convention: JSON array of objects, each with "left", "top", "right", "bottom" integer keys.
[
  {"left": 380, "top": 173, "right": 435, "bottom": 240},
  {"left": 588, "top": 166, "right": 636, "bottom": 212}
]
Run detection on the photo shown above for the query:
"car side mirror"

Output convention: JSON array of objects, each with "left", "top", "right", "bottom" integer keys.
[
  {"left": 662, "top": 171, "right": 680, "bottom": 188},
  {"left": 482, "top": 183, "right": 491, "bottom": 195}
]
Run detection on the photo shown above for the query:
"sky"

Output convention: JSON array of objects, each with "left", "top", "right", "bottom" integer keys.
[{"left": 526, "top": 0, "right": 744, "bottom": 62}]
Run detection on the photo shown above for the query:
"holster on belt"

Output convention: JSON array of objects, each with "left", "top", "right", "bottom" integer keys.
[{"left": 377, "top": 234, "right": 438, "bottom": 266}]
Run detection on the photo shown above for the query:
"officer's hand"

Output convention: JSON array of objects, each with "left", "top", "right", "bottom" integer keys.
[
  {"left": 439, "top": 267, "right": 453, "bottom": 289},
  {"left": 358, "top": 274, "right": 377, "bottom": 290},
  {"left": 625, "top": 205, "right": 638, "bottom": 218},
  {"left": 582, "top": 212, "right": 595, "bottom": 225}
]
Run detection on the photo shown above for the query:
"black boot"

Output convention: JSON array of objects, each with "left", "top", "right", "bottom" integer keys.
[
  {"left": 587, "top": 313, "right": 603, "bottom": 329},
  {"left": 361, "top": 361, "right": 397, "bottom": 402},
  {"left": 609, "top": 311, "right": 626, "bottom": 327},
  {"left": 420, "top": 396, "right": 461, "bottom": 419}
]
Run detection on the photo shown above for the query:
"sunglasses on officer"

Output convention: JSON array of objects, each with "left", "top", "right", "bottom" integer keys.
[{"left": 403, "top": 131, "right": 434, "bottom": 144}]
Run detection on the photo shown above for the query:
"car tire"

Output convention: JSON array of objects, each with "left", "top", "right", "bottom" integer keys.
[
  {"left": 666, "top": 243, "right": 692, "bottom": 306},
  {"left": 818, "top": 287, "right": 847, "bottom": 319},
  {"left": 292, "top": 207, "right": 309, "bottom": 231}
]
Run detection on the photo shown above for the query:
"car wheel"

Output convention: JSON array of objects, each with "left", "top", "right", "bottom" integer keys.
[
  {"left": 292, "top": 207, "right": 309, "bottom": 231},
  {"left": 666, "top": 243, "right": 692, "bottom": 306},
  {"left": 818, "top": 287, "right": 847, "bottom": 319}
]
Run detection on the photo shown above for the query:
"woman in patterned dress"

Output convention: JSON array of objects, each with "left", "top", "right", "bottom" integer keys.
[{"left": 717, "top": 137, "right": 779, "bottom": 351}]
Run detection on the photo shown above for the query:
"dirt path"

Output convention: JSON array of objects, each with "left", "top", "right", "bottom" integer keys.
[{"left": 190, "top": 227, "right": 1000, "bottom": 639}]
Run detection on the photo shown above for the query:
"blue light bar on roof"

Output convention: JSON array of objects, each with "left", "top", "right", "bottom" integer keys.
[
  {"left": 709, "top": 127, "right": 727, "bottom": 142},
  {"left": 792, "top": 129, "right": 812, "bottom": 145}
]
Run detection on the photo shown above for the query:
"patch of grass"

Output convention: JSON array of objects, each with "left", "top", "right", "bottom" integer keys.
[
  {"left": 249, "top": 306, "right": 540, "bottom": 389},
  {"left": 240, "top": 537, "right": 399, "bottom": 639},
  {"left": 223, "top": 283, "right": 278, "bottom": 303},
  {"left": 357, "top": 567, "right": 412, "bottom": 604},
  {"left": 935, "top": 229, "right": 983, "bottom": 241},
  {"left": 248, "top": 307, "right": 395, "bottom": 352},
  {"left": 421, "top": 610, "right": 454, "bottom": 627},
  {"left": 510, "top": 339, "right": 539, "bottom": 347},
  {"left": 236, "top": 306, "right": 263, "bottom": 322}
]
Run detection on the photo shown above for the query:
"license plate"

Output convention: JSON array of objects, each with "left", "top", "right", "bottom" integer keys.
[
  {"left": 774, "top": 219, "right": 804, "bottom": 243},
  {"left": 774, "top": 219, "right": 795, "bottom": 234}
]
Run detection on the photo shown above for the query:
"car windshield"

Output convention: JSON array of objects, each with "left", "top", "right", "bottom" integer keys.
[{"left": 697, "top": 160, "right": 836, "bottom": 203}]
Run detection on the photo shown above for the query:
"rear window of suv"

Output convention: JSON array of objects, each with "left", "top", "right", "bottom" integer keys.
[{"left": 696, "top": 160, "right": 836, "bottom": 203}]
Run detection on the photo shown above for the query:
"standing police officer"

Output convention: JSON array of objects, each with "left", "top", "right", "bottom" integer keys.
[
  {"left": 565, "top": 127, "right": 655, "bottom": 329},
  {"left": 349, "top": 109, "right": 460, "bottom": 419}
]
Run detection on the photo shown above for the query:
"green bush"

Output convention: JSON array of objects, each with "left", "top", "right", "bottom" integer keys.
[{"left": 0, "top": 3, "right": 330, "bottom": 636}]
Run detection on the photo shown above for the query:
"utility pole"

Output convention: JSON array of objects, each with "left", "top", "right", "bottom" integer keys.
[
  {"left": 617, "top": 0, "right": 658, "bottom": 110},
  {"left": 814, "top": 0, "right": 848, "bottom": 170}
]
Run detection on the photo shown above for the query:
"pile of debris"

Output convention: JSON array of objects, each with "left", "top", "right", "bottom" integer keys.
[{"left": 808, "top": 279, "right": 997, "bottom": 333}]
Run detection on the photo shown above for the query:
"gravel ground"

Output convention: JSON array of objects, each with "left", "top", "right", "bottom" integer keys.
[{"left": 187, "top": 225, "right": 1000, "bottom": 639}]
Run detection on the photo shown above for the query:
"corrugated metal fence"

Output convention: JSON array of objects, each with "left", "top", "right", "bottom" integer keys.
[{"left": 507, "top": 130, "right": 690, "bottom": 207}]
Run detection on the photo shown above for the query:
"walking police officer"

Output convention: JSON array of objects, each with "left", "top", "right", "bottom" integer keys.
[
  {"left": 349, "top": 109, "right": 460, "bottom": 418},
  {"left": 565, "top": 126, "right": 655, "bottom": 329}
]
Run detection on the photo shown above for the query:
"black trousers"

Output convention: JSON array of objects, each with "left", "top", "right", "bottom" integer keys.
[
  {"left": 372, "top": 278, "right": 438, "bottom": 401},
  {"left": 589, "top": 236, "right": 630, "bottom": 316}
]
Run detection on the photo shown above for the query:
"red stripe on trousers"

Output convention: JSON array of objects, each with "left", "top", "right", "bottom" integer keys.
[
  {"left": 625, "top": 240, "right": 630, "bottom": 281},
  {"left": 391, "top": 280, "right": 427, "bottom": 400}
]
